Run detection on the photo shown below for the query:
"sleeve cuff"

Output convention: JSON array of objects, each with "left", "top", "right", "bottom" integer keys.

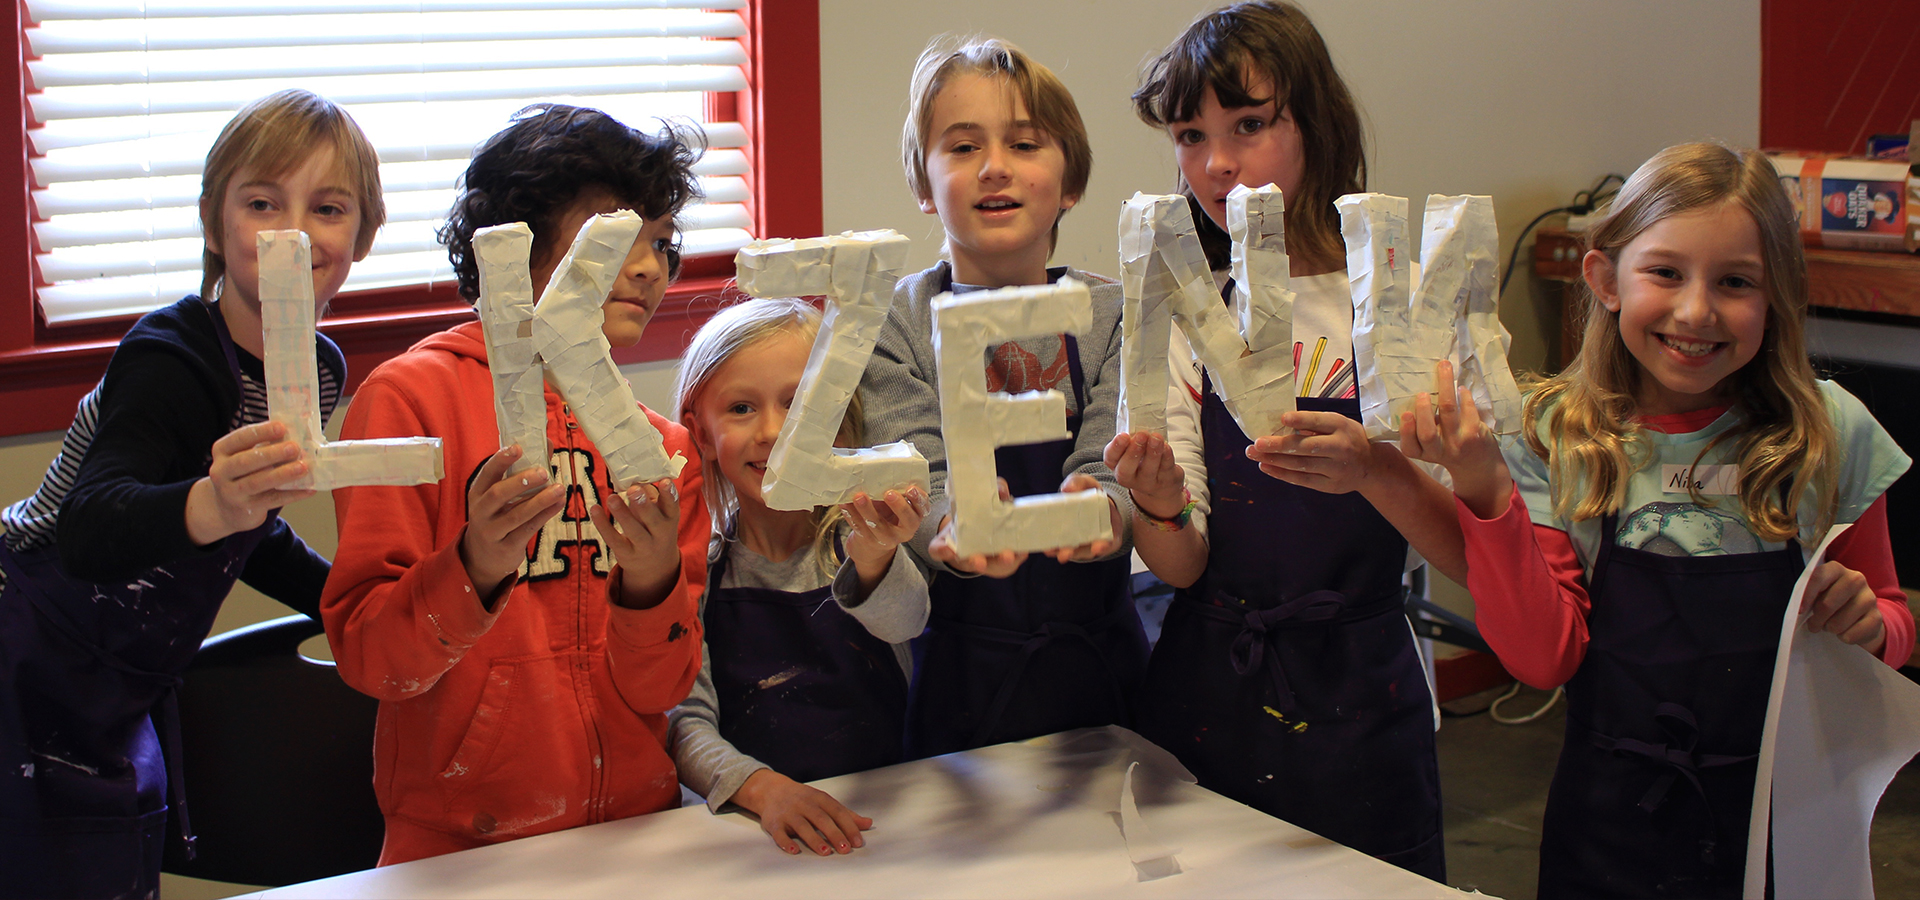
[
  {"left": 831, "top": 551, "right": 867, "bottom": 608},
  {"left": 1878, "top": 597, "right": 1915, "bottom": 669},
  {"left": 418, "top": 539, "right": 504, "bottom": 648},
  {"left": 1102, "top": 482, "right": 1135, "bottom": 551},
  {"left": 704, "top": 764, "right": 769, "bottom": 814},
  {"left": 831, "top": 546, "right": 928, "bottom": 643},
  {"left": 607, "top": 565, "right": 700, "bottom": 650}
]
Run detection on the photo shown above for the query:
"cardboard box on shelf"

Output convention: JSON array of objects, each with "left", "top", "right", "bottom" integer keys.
[{"left": 1767, "top": 153, "right": 1915, "bottom": 253}]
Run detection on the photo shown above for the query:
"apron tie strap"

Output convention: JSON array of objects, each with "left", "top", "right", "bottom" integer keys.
[
  {"left": 150, "top": 689, "right": 196, "bottom": 861},
  {"left": 1184, "top": 588, "right": 1400, "bottom": 716},
  {"left": 1590, "top": 702, "right": 1755, "bottom": 865},
  {"left": 1225, "top": 590, "right": 1344, "bottom": 715}
]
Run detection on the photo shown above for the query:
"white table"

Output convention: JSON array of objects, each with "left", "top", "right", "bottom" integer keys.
[{"left": 253, "top": 727, "right": 1475, "bottom": 899}]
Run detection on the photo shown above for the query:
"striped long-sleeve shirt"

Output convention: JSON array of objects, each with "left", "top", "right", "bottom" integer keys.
[{"left": 0, "top": 296, "right": 341, "bottom": 615}]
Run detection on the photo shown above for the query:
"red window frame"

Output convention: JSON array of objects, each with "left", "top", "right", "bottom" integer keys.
[{"left": 0, "top": 0, "right": 820, "bottom": 437}]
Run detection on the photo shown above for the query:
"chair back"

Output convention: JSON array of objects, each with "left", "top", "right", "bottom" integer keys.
[{"left": 161, "top": 615, "right": 383, "bottom": 885}]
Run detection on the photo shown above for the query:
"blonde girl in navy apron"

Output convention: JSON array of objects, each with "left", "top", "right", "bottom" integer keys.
[
  {"left": 1117, "top": 2, "right": 1448, "bottom": 881},
  {"left": 669, "top": 299, "right": 931, "bottom": 857},
  {"left": 1405, "top": 143, "right": 1914, "bottom": 898}
]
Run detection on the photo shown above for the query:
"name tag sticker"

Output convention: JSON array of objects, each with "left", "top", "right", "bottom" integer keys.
[{"left": 1663, "top": 464, "right": 1740, "bottom": 496}]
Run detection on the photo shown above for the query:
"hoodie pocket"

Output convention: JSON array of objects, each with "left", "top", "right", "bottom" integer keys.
[
  {"left": 436, "top": 654, "right": 586, "bottom": 840},
  {"left": 438, "top": 662, "right": 516, "bottom": 790}
]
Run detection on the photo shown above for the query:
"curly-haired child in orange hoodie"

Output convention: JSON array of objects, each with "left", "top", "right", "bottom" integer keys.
[{"left": 321, "top": 104, "right": 708, "bottom": 864}]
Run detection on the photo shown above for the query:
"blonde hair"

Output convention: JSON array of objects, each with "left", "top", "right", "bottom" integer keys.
[
  {"left": 901, "top": 34, "right": 1093, "bottom": 254},
  {"left": 1525, "top": 142, "right": 1837, "bottom": 543},
  {"left": 199, "top": 89, "right": 386, "bottom": 301},
  {"left": 672, "top": 298, "right": 864, "bottom": 577}
]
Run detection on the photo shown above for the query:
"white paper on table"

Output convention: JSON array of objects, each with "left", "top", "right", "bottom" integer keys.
[
  {"left": 258, "top": 230, "right": 443, "bottom": 492},
  {"left": 734, "top": 230, "right": 930, "bottom": 509},
  {"left": 473, "top": 223, "right": 547, "bottom": 478},
  {"left": 932, "top": 279, "right": 1113, "bottom": 557},
  {"left": 252, "top": 725, "right": 1472, "bottom": 900},
  {"left": 1120, "top": 760, "right": 1183, "bottom": 881},
  {"left": 1744, "top": 523, "right": 1920, "bottom": 900},
  {"left": 527, "top": 211, "right": 686, "bottom": 490},
  {"left": 1127, "top": 191, "right": 1297, "bottom": 441}
]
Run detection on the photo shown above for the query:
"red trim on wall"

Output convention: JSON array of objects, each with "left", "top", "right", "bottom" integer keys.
[
  {"left": 0, "top": 0, "right": 824, "bottom": 436},
  {"left": 739, "top": 0, "right": 823, "bottom": 242},
  {"left": 1761, "top": 0, "right": 1920, "bottom": 154},
  {"left": 1, "top": 0, "right": 34, "bottom": 362}
]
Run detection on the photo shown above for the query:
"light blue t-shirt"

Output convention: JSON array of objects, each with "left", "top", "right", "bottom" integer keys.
[{"left": 1504, "top": 380, "right": 1910, "bottom": 572}]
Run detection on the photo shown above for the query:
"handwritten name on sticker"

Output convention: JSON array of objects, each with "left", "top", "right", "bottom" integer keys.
[{"left": 1662, "top": 464, "right": 1740, "bottom": 496}]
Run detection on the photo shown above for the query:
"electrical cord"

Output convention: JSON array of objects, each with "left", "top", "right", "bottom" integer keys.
[
  {"left": 1497, "top": 173, "right": 1627, "bottom": 297},
  {"left": 1490, "top": 682, "right": 1564, "bottom": 725}
]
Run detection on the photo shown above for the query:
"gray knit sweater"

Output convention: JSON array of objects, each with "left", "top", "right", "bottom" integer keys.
[{"left": 858, "top": 260, "right": 1134, "bottom": 567}]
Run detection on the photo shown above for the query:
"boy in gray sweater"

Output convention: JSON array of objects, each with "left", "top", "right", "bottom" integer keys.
[{"left": 860, "top": 35, "right": 1147, "bottom": 758}]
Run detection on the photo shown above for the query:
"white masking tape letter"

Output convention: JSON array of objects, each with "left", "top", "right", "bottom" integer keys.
[
  {"left": 1449, "top": 195, "right": 1523, "bottom": 434},
  {"left": 1339, "top": 193, "right": 1520, "bottom": 438},
  {"left": 1117, "top": 195, "right": 1173, "bottom": 436},
  {"left": 1131, "top": 191, "right": 1297, "bottom": 440},
  {"left": 528, "top": 211, "right": 686, "bottom": 489},
  {"left": 473, "top": 223, "right": 547, "bottom": 478},
  {"left": 259, "top": 231, "right": 443, "bottom": 492},
  {"left": 1227, "top": 183, "right": 1294, "bottom": 356},
  {"left": 1338, "top": 193, "right": 1413, "bottom": 439},
  {"left": 932, "top": 279, "right": 1113, "bottom": 557},
  {"left": 734, "top": 230, "right": 930, "bottom": 509}
]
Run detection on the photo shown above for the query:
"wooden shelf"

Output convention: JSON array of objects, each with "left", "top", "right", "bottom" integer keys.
[
  {"left": 1804, "top": 247, "right": 1920, "bottom": 317},
  {"left": 1532, "top": 228, "right": 1920, "bottom": 370}
]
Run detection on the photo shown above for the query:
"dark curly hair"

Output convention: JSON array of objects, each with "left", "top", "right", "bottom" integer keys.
[{"left": 439, "top": 103, "right": 704, "bottom": 302}]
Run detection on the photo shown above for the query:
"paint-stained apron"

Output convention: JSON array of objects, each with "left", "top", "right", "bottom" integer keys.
[
  {"left": 1537, "top": 508, "right": 1801, "bottom": 899},
  {"left": 909, "top": 326, "right": 1146, "bottom": 758},
  {"left": 705, "top": 540, "right": 909, "bottom": 782},
  {"left": 1136, "top": 376, "right": 1445, "bottom": 882},
  {"left": 0, "top": 300, "right": 271, "bottom": 900}
]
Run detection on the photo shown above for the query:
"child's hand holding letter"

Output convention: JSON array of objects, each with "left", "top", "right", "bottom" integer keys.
[{"left": 185, "top": 420, "right": 316, "bottom": 546}]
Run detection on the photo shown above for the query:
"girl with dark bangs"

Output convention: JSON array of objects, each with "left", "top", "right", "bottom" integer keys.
[{"left": 1110, "top": 1, "right": 1451, "bottom": 881}]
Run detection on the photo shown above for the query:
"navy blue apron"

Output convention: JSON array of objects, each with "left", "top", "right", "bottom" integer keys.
[
  {"left": 706, "top": 534, "right": 909, "bottom": 782},
  {"left": 1537, "top": 505, "right": 1802, "bottom": 899},
  {"left": 0, "top": 300, "right": 273, "bottom": 900},
  {"left": 908, "top": 287, "right": 1146, "bottom": 758},
  {"left": 1135, "top": 286, "right": 1444, "bottom": 881}
]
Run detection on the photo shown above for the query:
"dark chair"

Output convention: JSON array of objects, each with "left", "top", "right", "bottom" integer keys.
[{"left": 161, "top": 615, "right": 384, "bottom": 886}]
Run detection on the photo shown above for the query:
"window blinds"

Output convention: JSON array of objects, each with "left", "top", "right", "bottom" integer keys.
[{"left": 24, "top": 0, "right": 751, "bottom": 325}]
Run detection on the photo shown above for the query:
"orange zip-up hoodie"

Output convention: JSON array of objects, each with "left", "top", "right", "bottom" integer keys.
[{"left": 321, "top": 320, "right": 705, "bottom": 864}]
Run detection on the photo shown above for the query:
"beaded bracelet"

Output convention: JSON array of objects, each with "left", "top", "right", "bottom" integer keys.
[{"left": 1135, "top": 488, "right": 1196, "bottom": 533}]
